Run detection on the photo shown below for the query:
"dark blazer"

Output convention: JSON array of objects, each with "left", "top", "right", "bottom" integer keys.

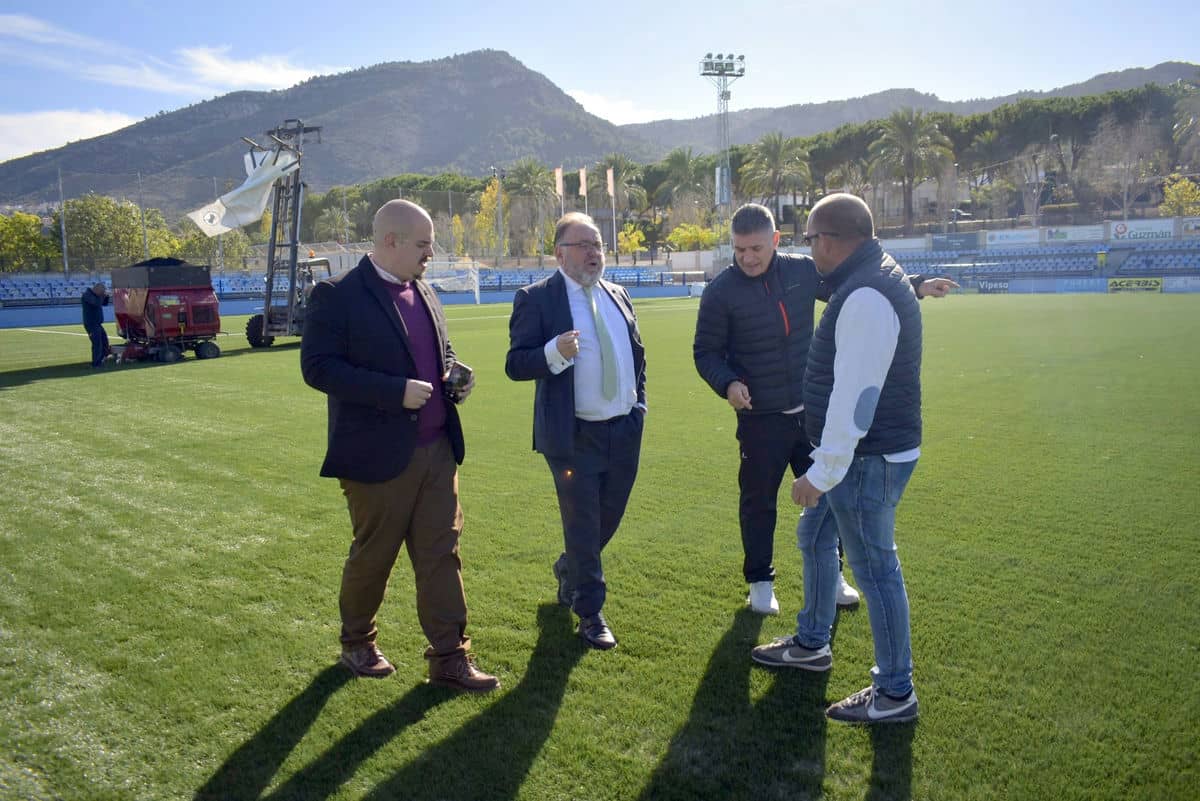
[
  {"left": 301, "top": 255, "right": 464, "bottom": 482},
  {"left": 505, "top": 270, "right": 646, "bottom": 461}
]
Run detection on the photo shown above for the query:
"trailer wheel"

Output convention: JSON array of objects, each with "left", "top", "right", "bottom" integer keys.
[
  {"left": 158, "top": 345, "right": 183, "bottom": 363},
  {"left": 246, "top": 314, "right": 275, "bottom": 348},
  {"left": 195, "top": 341, "right": 221, "bottom": 360}
]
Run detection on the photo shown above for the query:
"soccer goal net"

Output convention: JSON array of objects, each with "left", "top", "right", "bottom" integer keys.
[{"left": 423, "top": 260, "right": 481, "bottom": 304}]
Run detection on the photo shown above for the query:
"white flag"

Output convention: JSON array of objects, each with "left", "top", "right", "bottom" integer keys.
[
  {"left": 554, "top": 166, "right": 563, "bottom": 198},
  {"left": 606, "top": 167, "right": 615, "bottom": 198},
  {"left": 188, "top": 149, "right": 299, "bottom": 237},
  {"left": 578, "top": 167, "right": 587, "bottom": 198}
]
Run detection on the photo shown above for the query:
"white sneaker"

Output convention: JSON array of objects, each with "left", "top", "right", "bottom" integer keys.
[
  {"left": 836, "top": 574, "right": 860, "bottom": 607},
  {"left": 747, "top": 581, "right": 779, "bottom": 615}
]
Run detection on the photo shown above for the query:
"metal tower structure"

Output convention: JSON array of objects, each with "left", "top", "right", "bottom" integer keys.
[{"left": 699, "top": 53, "right": 745, "bottom": 216}]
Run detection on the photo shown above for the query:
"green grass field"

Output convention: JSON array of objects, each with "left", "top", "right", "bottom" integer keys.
[{"left": 1, "top": 293, "right": 1198, "bottom": 801}]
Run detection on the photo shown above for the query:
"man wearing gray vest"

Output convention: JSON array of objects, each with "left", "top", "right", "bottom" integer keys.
[{"left": 751, "top": 193, "right": 925, "bottom": 724}]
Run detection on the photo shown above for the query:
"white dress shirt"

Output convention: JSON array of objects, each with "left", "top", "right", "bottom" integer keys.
[{"left": 543, "top": 269, "right": 638, "bottom": 421}]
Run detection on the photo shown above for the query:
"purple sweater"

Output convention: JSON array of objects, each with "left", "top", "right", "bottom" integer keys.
[{"left": 385, "top": 280, "right": 447, "bottom": 446}]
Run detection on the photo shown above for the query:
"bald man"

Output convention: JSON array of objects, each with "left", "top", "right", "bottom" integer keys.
[
  {"left": 752, "top": 193, "right": 925, "bottom": 724},
  {"left": 301, "top": 199, "right": 498, "bottom": 692}
]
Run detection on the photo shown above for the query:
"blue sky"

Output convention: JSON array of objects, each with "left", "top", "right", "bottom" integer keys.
[{"left": 1, "top": 0, "right": 1196, "bottom": 164}]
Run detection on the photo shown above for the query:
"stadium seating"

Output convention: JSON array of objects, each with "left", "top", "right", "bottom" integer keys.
[{"left": 2, "top": 241, "right": 1197, "bottom": 305}]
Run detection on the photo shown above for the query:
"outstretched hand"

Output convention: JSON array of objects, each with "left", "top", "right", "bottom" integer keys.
[{"left": 919, "top": 278, "right": 960, "bottom": 298}]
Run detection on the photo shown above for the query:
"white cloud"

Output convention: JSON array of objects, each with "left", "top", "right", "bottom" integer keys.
[
  {"left": 0, "top": 110, "right": 139, "bottom": 164},
  {"left": 0, "top": 15, "right": 343, "bottom": 100},
  {"left": 82, "top": 63, "right": 217, "bottom": 96},
  {"left": 567, "top": 89, "right": 675, "bottom": 125},
  {"left": 179, "top": 46, "right": 338, "bottom": 90},
  {"left": 0, "top": 14, "right": 111, "bottom": 52}
]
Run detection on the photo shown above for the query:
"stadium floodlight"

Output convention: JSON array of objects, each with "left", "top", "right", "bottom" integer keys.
[{"left": 699, "top": 52, "right": 746, "bottom": 242}]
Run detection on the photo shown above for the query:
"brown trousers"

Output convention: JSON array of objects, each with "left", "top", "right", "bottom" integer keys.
[{"left": 338, "top": 435, "right": 470, "bottom": 660}]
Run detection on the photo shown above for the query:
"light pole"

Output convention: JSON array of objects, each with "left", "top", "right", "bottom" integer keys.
[{"left": 700, "top": 53, "right": 745, "bottom": 242}]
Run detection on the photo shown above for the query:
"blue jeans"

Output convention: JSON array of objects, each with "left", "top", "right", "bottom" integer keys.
[{"left": 795, "top": 455, "right": 917, "bottom": 697}]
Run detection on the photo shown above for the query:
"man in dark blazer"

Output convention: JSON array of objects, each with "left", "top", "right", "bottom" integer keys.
[
  {"left": 301, "top": 199, "right": 498, "bottom": 692},
  {"left": 505, "top": 212, "right": 647, "bottom": 650}
]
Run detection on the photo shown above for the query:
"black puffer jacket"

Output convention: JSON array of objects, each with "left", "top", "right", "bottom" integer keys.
[{"left": 693, "top": 252, "right": 821, "bottom": 415}]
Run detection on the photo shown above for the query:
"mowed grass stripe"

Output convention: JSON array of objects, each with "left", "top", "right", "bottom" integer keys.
[{"left": 0, "top": 293, "right": 1197, "bottom": 801}]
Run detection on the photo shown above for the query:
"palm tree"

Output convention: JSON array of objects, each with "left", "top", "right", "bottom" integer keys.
[
  {"left": 313, "top": 206, "right": 351, "bottom": 243},
  {"left": 826, "top": 158, "right": 872, "bottom": 198},
  {"left": 504, "top": 158, "right": 556, "bottom": 203},
  {"left": 502, "top": 158, "right": 556, "bottom": 257},
  {"left": 1173, "top": 90, "right": 1200, "bottom": 169},
  {"left": 654, "top": 147, "right": 711, "bottom": 209},
  {"left": 589, "top": 153, "right": 648, "bottom": 216},
  {"left": 739, "top": 132, "right": 811, "bottom": 219},
  {"left": 869, "top": 108, "right": 954, "bottom": 234}
]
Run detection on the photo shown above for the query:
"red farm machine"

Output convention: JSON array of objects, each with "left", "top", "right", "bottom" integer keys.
[{"left": 112, "top": 257, "right": 222, "bottom": 363}]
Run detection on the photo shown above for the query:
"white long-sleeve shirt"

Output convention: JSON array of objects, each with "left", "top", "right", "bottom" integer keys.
[
  {"left": 805, "top": 287, "right": 920, "bottom": 492},
  {"left": 542, "top": 269, "right": 639, "bottom": 421}
]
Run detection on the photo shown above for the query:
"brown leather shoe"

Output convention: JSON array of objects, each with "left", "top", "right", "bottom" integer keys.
[
  {"left": 429, "top": 653, "right": 500, "bottom": 693},
  {"left": 578, "top": 613, "right": 617, "bottom": 650},
  {"left": 340, "top": 643, "right": 396, "bottom": 678}
]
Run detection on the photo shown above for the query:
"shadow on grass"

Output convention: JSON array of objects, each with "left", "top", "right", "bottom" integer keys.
[
  {"left": 213, "top": 603, "right": 581, "bottom": 801},
  {"left": 0, "top": 340, "right": 298, "bottom": 390},
  {"left": 635, "top": 609, "right": 832, "bottom": 801},
  {"left": 354, "top": 603, "right": 586, "bottom": 801},
  {"left": 194, "top": 664, "right": 354, "bottom": 801},
  {"left": 865, "top": 720, "right": 916, "bottom": 801}
]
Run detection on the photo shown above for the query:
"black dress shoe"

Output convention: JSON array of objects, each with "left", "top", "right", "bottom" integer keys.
[{"left": 577, "top": 613, "right": 617, "bottom": 650}]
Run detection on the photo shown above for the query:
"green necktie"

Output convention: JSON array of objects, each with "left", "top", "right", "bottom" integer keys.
[{"left": 584, "top": 285, "right": 619, "bottom": 400}]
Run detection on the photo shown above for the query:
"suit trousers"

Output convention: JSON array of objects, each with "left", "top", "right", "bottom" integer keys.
[
  {"left": 337, "top": 435, "right": 470, "bottom": 660},
  {"left": 545, "top": 409, "right": 643, "bottom": 618},
  {"left": 86, "top": 325, "right": 109, "bottom": 366}
]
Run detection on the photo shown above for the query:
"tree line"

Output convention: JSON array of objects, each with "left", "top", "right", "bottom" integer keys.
[{"left": 3, "top": 81, "right": 1198, "bottom": 273}]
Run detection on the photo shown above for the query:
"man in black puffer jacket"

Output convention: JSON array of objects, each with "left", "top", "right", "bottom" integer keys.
[
  {"left": 751, "top": 193, "right": 927, "bottom": 725},
  {"left": 694, "top": 204, "right": 953, "bottom": 616}
]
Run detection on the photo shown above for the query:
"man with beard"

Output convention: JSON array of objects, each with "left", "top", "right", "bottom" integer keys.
[{"left": 506, "top": 212, "right": 647, "bottom": 650}]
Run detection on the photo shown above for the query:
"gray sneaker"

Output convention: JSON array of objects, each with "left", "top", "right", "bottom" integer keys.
[
  {"left": 750, "top": 637, "right": 832, "bottom": 671},
  {"left": 826, "top": 685, "right": 918, "bottom": 724}
]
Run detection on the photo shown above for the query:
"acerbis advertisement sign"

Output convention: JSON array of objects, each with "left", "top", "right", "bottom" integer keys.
[
  {"left": 1045, "top": 224, "right": 1105, "bottom": 242},
  {"left": 1108, "top": 277, "right": 1162, "bottom": 292},
  {"left": 1110, "top": 220, "right": 1174, "bottom": 241}
]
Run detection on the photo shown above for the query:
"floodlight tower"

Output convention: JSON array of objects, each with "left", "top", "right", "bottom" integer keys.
[{"left": 700, "top": 53, "right": 745, "bottom": 225}]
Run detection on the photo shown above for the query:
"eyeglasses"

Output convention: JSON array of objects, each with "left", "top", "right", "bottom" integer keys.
[
  {"left": 559, "top": 240, "right": 604, "bottom": 251},
  {"left": 801, "top": 232, "right": 841, "bottom": 246}
]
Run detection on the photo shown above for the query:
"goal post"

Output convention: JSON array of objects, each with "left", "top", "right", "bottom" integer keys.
[{"left": 423, "top": 260, "right": 481, "bottom": 304}]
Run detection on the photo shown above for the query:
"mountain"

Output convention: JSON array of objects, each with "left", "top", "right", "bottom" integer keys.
[
  {"left": 0, "top": 54, "right": 1195, "bottom": 219},
  {"left": 0, "top": 50, "right": 654, "bottom": 217},
  {"left": 620, "top": 61, "right": 1200, "bottom": 155}
]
